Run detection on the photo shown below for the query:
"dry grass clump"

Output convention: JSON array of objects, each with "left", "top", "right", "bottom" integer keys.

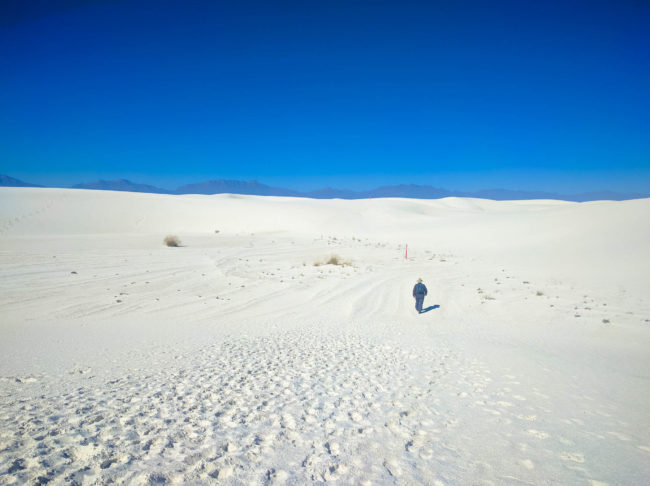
[
  {"left": 163, "top": 235, "right": 182, "bottom": 247},
  {"left": 327, "top": 255, "right": 342, "bottom": 265},
  {"left": 314, "top": 254, "right": 351, "bottom": 266}
]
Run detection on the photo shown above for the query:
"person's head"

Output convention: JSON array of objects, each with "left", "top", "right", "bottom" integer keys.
[{"left": 417, "top": 278, "right": 422, "bottom": 283}]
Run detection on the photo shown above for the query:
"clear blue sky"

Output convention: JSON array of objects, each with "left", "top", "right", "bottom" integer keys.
[{"left": 1, "top": 0, "right": 649, "bottom": 192}]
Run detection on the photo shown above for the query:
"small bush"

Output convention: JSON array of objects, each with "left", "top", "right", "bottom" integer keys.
[
  {"left": 164, "top": 235, "right": 181, "bottom": 247},
  {"left": 327, "top": 255, "right": 341, "bottom": 265},
  {"left": 536, "top": 290, "right": 544, "bottom": 296},
  {"left": 314, "top": 254, "right": 351, "bottom": 266}
]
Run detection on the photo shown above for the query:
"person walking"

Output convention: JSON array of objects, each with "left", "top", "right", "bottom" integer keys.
[{"left": 413, "top": 278, "right": 428, "bottom": 313}]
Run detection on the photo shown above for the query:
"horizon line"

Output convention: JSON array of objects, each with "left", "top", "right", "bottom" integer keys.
[{"left": 2, "top": 174, "right": 648, "bottom": 201}]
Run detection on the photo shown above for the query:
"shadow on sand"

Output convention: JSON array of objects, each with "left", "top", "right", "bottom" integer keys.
[{"left": 420, "top": 305, "right": 440, "bottom": 314}]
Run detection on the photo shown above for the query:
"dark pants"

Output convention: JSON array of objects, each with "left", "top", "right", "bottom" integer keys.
[{"left": 415, "top": 295, "right": 425, "bottom": 313}]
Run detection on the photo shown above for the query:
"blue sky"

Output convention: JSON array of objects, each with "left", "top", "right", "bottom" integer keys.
[{"left": 1, "top": 0, "right": 649, "bottom": 192}]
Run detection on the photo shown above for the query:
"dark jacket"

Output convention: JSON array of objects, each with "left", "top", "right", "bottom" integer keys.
[{"left": 413, "top": 282, "right": 427, "bottom": 297}]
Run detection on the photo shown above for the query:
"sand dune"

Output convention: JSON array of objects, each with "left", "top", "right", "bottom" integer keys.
[{"left": 1, "top": 188, "right": 649, "bottom": 485}]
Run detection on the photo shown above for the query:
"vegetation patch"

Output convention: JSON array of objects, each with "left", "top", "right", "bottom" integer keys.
[
  {"left": 314, "top": 254, "right": 351, "bottom": 266},
  {"left": 163, "top": 235, "right": 182, "bottom": 247}
]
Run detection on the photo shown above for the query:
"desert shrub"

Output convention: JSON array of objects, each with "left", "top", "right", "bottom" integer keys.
[
  {"left": 536, "top": 290, "right": 544, "bottom": 296},
  {"left": 330, "top": 255, "right": 351, "bottom": 266},
  {"left": 327, "top": 255, "right": 341, "bottom": 265},
  {"left": 164, "top": 235, "right": 181, "bottom": 247},
  {"left": 314, "top": 254, "right": 350, "bottom": 266}
]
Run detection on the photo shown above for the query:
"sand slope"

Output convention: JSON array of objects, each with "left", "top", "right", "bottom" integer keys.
[{"left": 0, "top": 188, "right": 649, "bottom": 485}]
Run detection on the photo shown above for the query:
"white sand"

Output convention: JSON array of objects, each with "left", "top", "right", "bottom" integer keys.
[{"left": 0, "top": 187, "right": 649, "bottom": 485}]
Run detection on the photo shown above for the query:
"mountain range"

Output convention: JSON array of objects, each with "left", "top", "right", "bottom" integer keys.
[
  {"left": 1, "top": 175, "right": 648, "bottom": 202},
  {"left": 0, "top": 174, "right": 44, "bottom": 188}
]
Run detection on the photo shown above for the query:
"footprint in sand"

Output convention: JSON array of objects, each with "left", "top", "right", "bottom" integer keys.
[
  {"left": 325, "top": 441, "right": 341, "bottom": 455},
  {"left": 266, "top": 468, "right": 290, "bottom": 483},
  {"left": 419, "top": 448, "right": 434, "bottom": 460},
  {"left": 606, "top": 431, "right": 631, "bottom": 441},
  {"left": 560, "top": 452, "right": 585, "bottom": 463},
  {"left": 384, "top": 459, "right": 402, "bottom": 477},
  {"left": 526, "top": 429, "right": 550, "bottom": 439},
  {"left": 520, "top": 459, "right": 534, "bottom": 470},
  {"left": 516, "top": 414, "right": 537, "bottom": 421},
  {"left": 14, "top": 376, "right": 38, "bottom": 384}
]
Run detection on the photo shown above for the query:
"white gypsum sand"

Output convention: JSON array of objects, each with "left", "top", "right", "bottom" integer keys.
[{"left": 0, "top": 187, "right": 649, "bottom": 485}]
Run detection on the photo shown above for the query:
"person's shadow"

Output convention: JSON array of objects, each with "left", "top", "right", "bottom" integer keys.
[{"left": 420, "top": 305, "right": 440, "bottom": 314}]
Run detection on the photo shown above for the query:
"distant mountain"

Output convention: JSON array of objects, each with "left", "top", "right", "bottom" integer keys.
[
  {"left": 300, "top": 185, "right": 565, "bottom": 200},
  {"left": 3, "top": 174, "right": 648, "bottom": 201},
  {"left": 303, "top": 187, "right": 364, "bottom": 199},
  {"left": 469, "top": 188, "right": 650, "bottom": 201},
  {"left": 303, "top": 185, "right": 649, "bottom": 201},
  {"left": 470, "top": 188, "right": 564, "bottom": 200},
  {"left": 367, "top": 184, "right": 462, "bottom": 199},
  {"left": 355, "top": 185, "right": 647, "bottom": 201},
  {"left": 0, "top": 174, "right": 43, "bottom": 187},
  {"left": 570, "top": 190, "right": 650, "bottom": 202},
  {"left": 176, "top": 179, "right": 301, "bottom": 197},
  {"left": 301, "top": 185, "right": 457, "bottom": 199},
  {"left": 62, "top": 179, "right": 650, "bottom": 201},
  {"left": 71, "top": 179, "right": 173, "bottom": 194}
]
